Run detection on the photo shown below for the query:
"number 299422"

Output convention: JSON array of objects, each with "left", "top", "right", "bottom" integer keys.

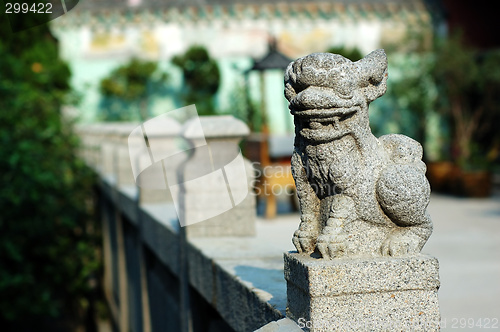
[{"left": 5, "top": 2, "right": 53, "bottom": 14}]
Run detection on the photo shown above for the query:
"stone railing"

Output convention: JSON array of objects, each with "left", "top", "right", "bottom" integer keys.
[
  {"left": 76, "top": 49, "right": 446, "bottom": 332},
  {"left": 76, "top": 49, "right": 445, "bottom": 331},
  {"left": 75, "top": 116, "right": 300, "bottom": 332}
]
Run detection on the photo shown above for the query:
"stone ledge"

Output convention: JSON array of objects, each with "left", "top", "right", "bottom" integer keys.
[
  {"left": 254, "top": 318, "right": 303, "bottom": 332},
  {"left": 99, "top": 177, "right": 287, "bottom": 332},
  {"left": 186, "top": 237, "right": 287, "bottom": 331}
]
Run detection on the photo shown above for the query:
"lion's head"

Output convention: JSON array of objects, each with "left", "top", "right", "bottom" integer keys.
[{"left": 285, "top": 49, "right": 388, "bottom": 142}]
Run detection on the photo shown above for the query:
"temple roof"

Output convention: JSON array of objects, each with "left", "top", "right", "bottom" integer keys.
[
  {"left": 249, "top": 41, "right": 292, "bottom": 71},
  {"left": 55, "top": 0, "right": 436, "bottom": 27},
  {"left": 75, "top": 0, "right": 427, "bottom": 8}
]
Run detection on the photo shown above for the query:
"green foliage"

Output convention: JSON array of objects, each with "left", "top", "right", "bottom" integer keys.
[
  {"left": 376, "top": 53, "right": 438, "bottom": 152},
  {"left": 376, "top": 30, "right": 500, "bottom": 167},
  {"left": 477, "top": 50, "right": 500, "bottom": 153},
  {"left": 99, "top": 58, "right": 169, "bottom": 121},
  {"left": 432, "top": 32, "right": 500, "bottom": 168},
  {"left": 0, "top": 12, "right": 100, "bottom": 331},
  {"left": 172, "top": 45, "right": 221, "bottom": 115},
  {"left": 326, "top": 46, "right": 363, "bottom": 61},
  {"left": 227, "top": 80, "right": 263, "bottom": 132}
]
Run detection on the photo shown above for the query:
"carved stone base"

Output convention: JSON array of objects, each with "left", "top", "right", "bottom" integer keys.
[{"left": 284, "top": 252, "right": 441, "bottom": 331}]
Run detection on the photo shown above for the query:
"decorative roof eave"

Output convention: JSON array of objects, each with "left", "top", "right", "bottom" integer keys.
[{"left": 50, "top": 1, "right": 433, "bottom": 30}]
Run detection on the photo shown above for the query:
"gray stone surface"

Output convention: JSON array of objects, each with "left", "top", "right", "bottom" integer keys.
[
  {"left": 140, "top": 203, "right": 181, "bottom": 275},
  {"left": 187, "top": 236, "right": 285, "bottom": 332},
  {"left": 285, "top": 49, "right": 433, "bottom": 259},
  {"left": 128, "top": 117, "right": 184, "bottom": 204},
  {"left": 100, "top": 129, "right": 118, "bottom": 177},
  {"left": 254, "top": 318, "right": 303, "bottom": 332},
  {"left": 180, "top": 115, "right": 256, "bottom": 237},
  {"left": 183, "top": 115, "right": 250, "bottom": 139},
  {"left": 137, "top": 150, "right": 181, "bottom": 204},
  {"left": 113, "top": 123, "right": 140, "bottom": 186},
  {"left": 285, "top": 252, "right": 440, "bottom": 331},
  {"left": 285, "top": 252, "right": 439, "bottom": 296}
]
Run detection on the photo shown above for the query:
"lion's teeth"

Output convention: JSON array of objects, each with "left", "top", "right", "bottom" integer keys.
[{"left": 310, "top": 121, "right": 322, "bottom": 129}]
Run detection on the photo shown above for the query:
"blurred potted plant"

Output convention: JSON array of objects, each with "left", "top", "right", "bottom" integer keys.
[
  {"left": 389, "top": 53, "right": 456, "bottom": 193},
  {"left": 99, "top": 58, "right": 169, "bottom": 121},
  {"left": 172, "top": 45, "right": 220, "bottom": 116},
  {"left": 432, "top": 33, "right": 500, "bottom": 196}
]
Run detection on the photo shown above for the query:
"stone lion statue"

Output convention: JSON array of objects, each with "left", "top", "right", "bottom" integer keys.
[{"left": 285, "top": 49, "right": 433, "bottom": 259}]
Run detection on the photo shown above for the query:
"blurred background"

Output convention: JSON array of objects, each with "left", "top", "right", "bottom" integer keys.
[{"left": 1, "top": 0, "right": 499, "bottom": 331}]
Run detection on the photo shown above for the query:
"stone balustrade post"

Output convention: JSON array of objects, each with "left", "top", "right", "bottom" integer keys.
[
  {"left": 99, "top": 123, "right": 121, "bottom": 178},
  {"left": 85, "top": 124, "right": 106, "bottom": 171},
  {"left": 178, "top": 115, "right": 256, "bottom": 237},
  {"left": 129, "top": 117, "right": 184, "bottom": 204},
  {"left": 110, "top": 123, "right": 141, "bottom": 187}
]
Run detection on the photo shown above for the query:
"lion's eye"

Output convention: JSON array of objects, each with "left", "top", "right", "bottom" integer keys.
[
  {"left": 335, "top": 85, "right": 353, "bottom": 99},
  {"left": 338, "top": 92, "right": 353, "bottom": 99}
]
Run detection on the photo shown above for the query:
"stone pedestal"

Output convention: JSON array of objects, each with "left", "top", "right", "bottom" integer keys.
[
  {"left": 129, "top": 118, "right": 183, "bottom": 204},
  {"left": 112, "top": 123, "right": 140, "bottom": 187},
  {"left": 284, "top": 252, "right": 440, "bottom": 331},
  {"left": 180, "top": 115, "right": 256, "bottom": 237}
]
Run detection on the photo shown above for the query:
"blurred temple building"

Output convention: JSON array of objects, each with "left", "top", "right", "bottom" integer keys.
[{"left": 50, "top": 0, "right": 443, "bottom": 134}]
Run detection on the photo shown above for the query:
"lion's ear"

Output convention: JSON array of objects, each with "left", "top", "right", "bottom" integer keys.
[{"left": 355, "top": 49, "right": 388, "bottom": 102}]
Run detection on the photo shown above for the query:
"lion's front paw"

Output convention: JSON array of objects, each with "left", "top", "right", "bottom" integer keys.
[
  {"left": 381, "top": 228, "right": 423, "bottom": 257},
  {"left": 293, "top": 214, "right": 320, "bottom": 254},
  {"left": 292, "top": 228, "right": 317, "bottom": 254},
  {"left": 292, "top": 219, "right": 320, "bottom": 254},
  {"left": 317, "top": 232, "right": 346, "bottom": 260},
  {"left": 316, "top": 218, "right": 348, "bottom": 259}
]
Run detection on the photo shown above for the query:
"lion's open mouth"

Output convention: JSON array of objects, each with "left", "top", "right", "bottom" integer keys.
[{"left": 292, "top": 106, "right": 359, "bottom": 131}]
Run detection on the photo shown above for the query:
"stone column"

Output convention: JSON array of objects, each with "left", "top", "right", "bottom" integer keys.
[
  {"left": 74, "top": 124, "right": 90, "bottom": 164},
  {"left": 135, "top": 117, "right": 183, "bottom": 204},
  {"left": 84, "top": 123, "right": 107, "bottom": 171},
  {"left": 100, "top": 123, "right": 120, "bottom": 179},
  {"left": 112, "top": 123, "right": 141, "bottom": 187},
  {"left": 178, "top": 115, "right": 256, "bottom": 237}
]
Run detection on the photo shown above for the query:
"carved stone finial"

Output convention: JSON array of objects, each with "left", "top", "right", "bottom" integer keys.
[{"left": 285, "top": 49, "right": 433, "bottom": 259}]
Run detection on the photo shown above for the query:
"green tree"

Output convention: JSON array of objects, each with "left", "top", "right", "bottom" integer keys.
[
  {"left": 326, "top": 46, "right": 363, "bottom": 61},
  {"left": 227, "top": 79, "right": 263, "bottom": 132},
  {"left": 382, "top": 53, "right": 438, "bottom": 154},
  {"left": 99, "top": 58, "right": 169, "bottom": 121},
  {"left": 432, "top": 33, "right": 500, "bottom": 169},
  {"left": 0, "top": 12, "right": 100, "bottom": 331},
  {"left": 172, "top": 45, "right": 221, "bottom": 115},
  {"left": 476, "top": 50, "right": 500, "bottom": 164}
]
